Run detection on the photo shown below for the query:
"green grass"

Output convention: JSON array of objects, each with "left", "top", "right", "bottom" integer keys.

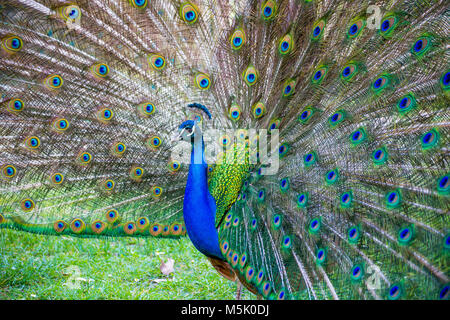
[{"left": 0, "top": 229, "right": 255, "bottom": 300}]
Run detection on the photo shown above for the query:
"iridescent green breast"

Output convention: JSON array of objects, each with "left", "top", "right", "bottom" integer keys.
[{"left": 208, "top": 142, "right": 251, "bottom": 224}]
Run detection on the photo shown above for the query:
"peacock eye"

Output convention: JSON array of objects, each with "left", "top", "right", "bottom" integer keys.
[
  {"left": 91, "top": 63, "right": 109, "bottom": 78},
  {"left": 8, "top": 98, "right": 24, "bottom": 113},
  {"left": 2, "top": 35, "right": 23, "bottom": 53},
  {"left": 312, "top": 65, "right": 328, "bottom": 84},
  {"left": 311, "top": 20, "right": 326, "bottom": 40},
  {"left": 59, "top": 4, "right": 81, "bottom": 21},
  {"left": 148, "top": 53, "right": 166, "bottom": 71},
  {"left": 131, "top": 0, "right": 148, "bottom": 8},
  {"left": 25, "top": 136, "right": 40, "bottom": 149},
  {"left": 69, "top": 9, "right": 78, "bottom": 19},
  {"left": 230, "top": 28, "right": 246, "bottom": 50},
  {"left": 379, "top": 14, "right": 399, "bottom": 38},
  {"left": 180, "top": 2, "right": 199, "bottom": 24},
  {"left": 147, "top": 135, "right": 162, "bottom": 149},
  {"left": 282, "top": 79, "right": 296, "bottom": 97},
  {"left": 97, "top": 108, "right": 113, "bottom": 123},
  {"left": 340, "top": 63, "right": 358, "bottom": 81},
  {"left": 45, "top": 74, "right": 63, "bottom": 90},
  {"left": 186, "top": 128, "right": 193, "bottom": 133},
  {"left": 194, "top": 72, "right": 211, "bottom": 90},
  {"left": 228, "top": 104, "right": 242, "bottom": 121},
  {"left": 2, "top": 165, "right": 17, "bottom": 179},
  {"left": 243, "top": 65, "right": 259, "bottom": 86},
  {"left": 279, "top": 33, "right": 293, "bottom": 55},
  {"left": 261, "top": 0, "right": 277, "bottom": 20},
  {"left": 52, "top": 118, "right": 70, "bottom": 132},
  {"left": 411, "top": 35, "right": 432, "bottom": 57},
  {"left": 347, "top": 18, "right": 365, "bottom": 39},
  {"left": 251, "top": 102, "right": 266, "bottom": 119}
]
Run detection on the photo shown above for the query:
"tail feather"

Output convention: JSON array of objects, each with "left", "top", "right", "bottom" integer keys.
[
  {"left": 216, "top": 0, "right": 449, "bottom": 300},
  {"left": 0, "top": 0, "right": 448, "bottom": 300}
]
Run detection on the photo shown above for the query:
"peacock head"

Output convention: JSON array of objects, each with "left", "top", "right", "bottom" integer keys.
[
  {"left": 173, "top": 103, "right": 212, "bottom": 143},
  {"left": 176, "top": 119, "right": 202, "bottom": 142}
]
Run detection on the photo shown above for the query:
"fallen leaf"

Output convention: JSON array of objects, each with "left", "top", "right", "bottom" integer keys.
[{"left": 159, "top": 258, "right": 175, "bottom": 276}]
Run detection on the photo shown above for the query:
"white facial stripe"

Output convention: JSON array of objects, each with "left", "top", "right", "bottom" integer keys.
[{"left": 179, "top": 128, "right": 186, "bottom": 137}]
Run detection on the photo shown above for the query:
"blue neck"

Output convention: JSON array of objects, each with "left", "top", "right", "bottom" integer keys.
[{"left": 183, "top": 136, "right": 223, "bottom": 259}]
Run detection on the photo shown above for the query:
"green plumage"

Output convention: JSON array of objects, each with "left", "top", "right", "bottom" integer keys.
[{"left": 209, "top": 141, "right": 251, "bottom": 223}]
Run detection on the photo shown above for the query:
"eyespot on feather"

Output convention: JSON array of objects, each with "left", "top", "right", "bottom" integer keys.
[
  {"left": 50, "top": 172, "right": 64, "bottom": 185},
  {"left": 261, "top": 0, "right": 277, "bottom": 20},
  {"left": 70, "top": 218, "right": 86, "bottom": 234},
  {"left": 77, "top": 151, "right": 92, "bottom": 166},
  {"left": 136, "top": 217, "right": 150, "bottom": 231},
  {"left": 151, "top": 186, "right": 163, "bottom": 198},
  {"left": 90, "top": 63, "right": 109, "bottom": 78},
  {"left": 57, "top": 4, "right": 81, "bottom": 21},
  {"left": 102, "top": 179, "right": 115, "bottom": 192},
  {"left": 20, "top": 198, "right": 35, "bottom": 212},
  {"left": 279, "top": 33, "right": 294, "bottom": 55},
  {"left": 147, "top": 136, "right": 162, "bottom": 149},
  {"left": 168, "top": 159, "right": 181, "bottom": 173},
  {"left": 91, "top": 220, "right": 106, "bottom": 234},
  {"left": 347, "top": 18, "right": 365, "bottom": 39},
  {"left": 44, "top": 74, "right": 63, "bottom": 90},
  {"left": 111, "top": 142, "right": 126, "bottom": 157},
  {"left": 298, "top": 107, "right": 315, "bottom": 124},
  {"left": 162, "top": 225, "right": 170, "bottom": 236},
  {"left": 251, "top": 102, "right": 265, "bottom": 119},
  {"left": 228, "top": 104, "right": 242, "bottom": 121},
  {"left": 137, "top": 102, "right": 156, "bottom": 117},
  {"left": 6, "top": 98, "right": 25, "bottom": 113},
  {"left": 180, "top": 2, "right": 199, "bottom": 24},
  {"left": 379, "top": 13, "right": 399, "bottom": 38},
  {"left": 170, "top": 223, "right": 183, "bottom": 235},
  {"left": 1, "top": 165, "right": 17, "bottom": 180},
  {"left": 312, "top": 65, "right": 328, "bottom": 84},
  {"left": 194, "top": 72, "right": 211, "bottom": 90},
  {"left": 96, "top": 107, "right": 114, "bottom": 123},
  {"left": 311, "top": 20, "right": 325, "bottom": 40},
  {"left": 124, "top": 222, "right": 136, "bottom": 235},
  {"left": 230, "top": 28, "right": 246, "bottom": 50},
  {"left": 149, "top": 223, "right": 163, "bottom": 236},
  {"left": 52, "top": 118, "right": 70, "bottom": 132},
  {"left": 129, "top": 0, "right": 148, "bottom": 9},
  {"left": 268, "top": 118, "right": 281, "bottom": 133},
  {"left": 105, "top": 209, "right": 120, "bottom": 223},
  {"left": 1, "top": 35, "right": 23, "bottom": 54},
  {"left": 243, "top": 65, "right": 259, "bottom": 86},
  {"left": 130, "top": 166, "right": 144, "bottom": 181},
  {"left": 24, "top": 136, "right": 41, "bottom": 150},
  {"left": 282, "top": 79, "right": 296, "bottom": 97},
  {"left": 54, "top": 220, "right": 67, "bottom": 233},
  {"left": 148, "top": 53, "right": 166, "bottom": 71}
]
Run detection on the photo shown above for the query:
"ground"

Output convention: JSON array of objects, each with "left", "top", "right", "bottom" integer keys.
[{"left": 0, "top": 229, "right": 254, "bottom": 300}]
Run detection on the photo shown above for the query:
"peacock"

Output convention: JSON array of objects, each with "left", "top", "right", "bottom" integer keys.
[{"left": 0, "top": 0, "right": 449, "bottom": 300}]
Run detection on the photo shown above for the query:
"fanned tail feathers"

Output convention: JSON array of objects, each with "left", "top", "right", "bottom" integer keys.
[{"left": 0, "top": 0, "right": 448, "bottom": 299}]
